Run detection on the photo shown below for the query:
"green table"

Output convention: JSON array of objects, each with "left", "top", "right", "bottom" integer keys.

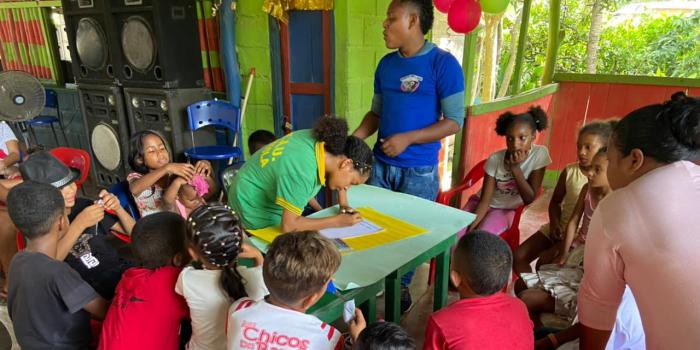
[{"left": 251, "top": 185, "right": 474, "bottom": 323}]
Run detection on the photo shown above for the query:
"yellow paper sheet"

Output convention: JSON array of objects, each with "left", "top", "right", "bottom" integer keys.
[{"left": 247, "top": 207, "right": 427, "bottom": 252}]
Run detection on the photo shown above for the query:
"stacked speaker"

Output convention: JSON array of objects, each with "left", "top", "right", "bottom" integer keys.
[{"left": 63, "top": 0, "right": 211, "bottom": 188}]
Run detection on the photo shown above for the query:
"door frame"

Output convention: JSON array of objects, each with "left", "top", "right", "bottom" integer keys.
[{"left": 276, "top": 10, "right": 333, "bottom": 133}]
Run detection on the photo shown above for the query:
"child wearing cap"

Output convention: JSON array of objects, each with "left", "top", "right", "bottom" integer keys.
[
  {"left": 7, "top": 182, "right": 109, "bottom": 349},
  {"left": 19, "top": 151, "right": 135, "bottom": 300}
]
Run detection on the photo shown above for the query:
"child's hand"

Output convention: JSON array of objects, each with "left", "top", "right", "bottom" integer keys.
[
  {"left": 166, "top": 163, "right": 195, "bottom": 181},
  {"left": 97, "top": 190, "right": 122, "bottom": 213},
  {"left": 239, "top": 243, "right": 264, "bottom": 266},
  {"left": 335, "top": 212, "right": 362, "bottom": 227},
  {"left": 550, "top": 224, "right": 564, "bottom": 241},
  {"left": 505, "top": 149, "right": 529, "bottom": 169},
  {"left": 194, "top": 160, "right": 213, "bottom": 176},
  {"left": 553, "top": 242, "right": 569, "bottom": 265},
  {"left": 73, "top": 205, "right": 105, "bottom": 230},
  {"left": 348, "top": 309, "right": 366, "bottom": 342}
]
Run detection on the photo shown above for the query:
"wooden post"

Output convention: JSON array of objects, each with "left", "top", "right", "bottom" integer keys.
[
  {"left": 451, "top": 27, "right": 481, "bottom": 188},
  {"left": 541, "top": 0, "right": 562, "bottom": 85},
  {"left": 510, "top": 0, "right": 532, "bottom": 95}
]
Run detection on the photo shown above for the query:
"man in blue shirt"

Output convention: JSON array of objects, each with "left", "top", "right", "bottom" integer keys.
[{"left": 353, "top": 0, "right": 465, "bottom": 312}]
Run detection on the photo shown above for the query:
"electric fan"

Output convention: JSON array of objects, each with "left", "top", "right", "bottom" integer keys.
[{"left": 0, "top": 71, "right": 46, "bottom": 122}]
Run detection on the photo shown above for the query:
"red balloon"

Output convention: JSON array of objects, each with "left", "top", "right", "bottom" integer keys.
[
  {"left": 434, "top": 0, "right": 454, "bottom": 13},
  {"left": 448, "top": 0, "right": 482, "bottom": 34}
]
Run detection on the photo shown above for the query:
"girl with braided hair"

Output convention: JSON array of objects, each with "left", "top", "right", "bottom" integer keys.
[{"left": 176, "top": 204, "right": 268, "bottom": 350}]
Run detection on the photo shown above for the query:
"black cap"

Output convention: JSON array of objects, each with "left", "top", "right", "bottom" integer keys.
[{"left": 19, "top": 151, "right": 80, "bottom": 189}]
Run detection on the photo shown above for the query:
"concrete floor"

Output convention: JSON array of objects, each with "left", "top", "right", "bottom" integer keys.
[
  {"left": 0, "top": 191, "right": 553, "bottom": 349},
  {"left": 342, "top": 190, "right": 553, "bottom": 347}
]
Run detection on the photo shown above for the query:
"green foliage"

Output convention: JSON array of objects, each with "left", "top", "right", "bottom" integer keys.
[
  {"left": 497, "top": 0, "right": 700, "bottom": 93},
  {"left": 598, "top": 12, "right": 700, "bottom": 78}
]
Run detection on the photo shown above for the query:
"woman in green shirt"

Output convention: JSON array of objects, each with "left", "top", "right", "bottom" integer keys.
[{"left": 228, "top": 117, "right": 373, "bottom": 231}]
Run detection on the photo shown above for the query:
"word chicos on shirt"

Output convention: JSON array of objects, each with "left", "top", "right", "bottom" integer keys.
[{"left": 228, "top": 298, "right": 343, "bottom": 350}]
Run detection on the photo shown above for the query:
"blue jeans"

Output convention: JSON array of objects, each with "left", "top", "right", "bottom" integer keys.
[{"left": 368, "top": 159, "right": 440, "bottom": 287}]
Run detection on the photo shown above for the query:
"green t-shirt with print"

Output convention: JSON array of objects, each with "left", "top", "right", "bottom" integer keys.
[{"left": 228, "top": 130, "right": 325, "bottom": 229}]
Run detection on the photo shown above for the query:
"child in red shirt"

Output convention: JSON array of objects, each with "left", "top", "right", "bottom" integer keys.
[
  {"left": 98, "top": 212, "right": 190, "bottom": 350},
  {"left": 424, "top": 231, "right": 533, "bottom": 350}
]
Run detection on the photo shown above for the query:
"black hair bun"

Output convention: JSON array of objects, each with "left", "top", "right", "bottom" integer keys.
[
  {"left": 494, "top": 107, "right": 549, "bottom": 135},
  {"left": 664, "top": 92, "right": 700, "bottom": 151},
  {"left": 495, "top": 111, "right": 517, "bottom": 136},
  {"left": 528, "top": 106, "right": 549, "bottom": 132},
  {"left": 312, "top": 116, "right": 349, "bottom": 155}
]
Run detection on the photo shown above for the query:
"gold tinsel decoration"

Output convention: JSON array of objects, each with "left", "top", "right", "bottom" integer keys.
[{"left": 263, "top": 0, "right": 333, "bottom": 23}]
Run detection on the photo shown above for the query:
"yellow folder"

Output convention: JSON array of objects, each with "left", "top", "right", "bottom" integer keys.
[{"left": 247, "top": 207, "right": 427, "bottom": 252}]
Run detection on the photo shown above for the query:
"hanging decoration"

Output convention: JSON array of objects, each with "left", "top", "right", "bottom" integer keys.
[
  {"left": 263, "top": 0, "right": 333, "bottom": 23},
  {"left": 448, "top": 0, "right": 482, "bottom": 34},
  {"left": 480, "top": 0, "right": 509, "bottom": 14},
  {"left": 0, "top": 8, "right": 61, "bottom": 84},
  {"left": 434, "top": 0, "right": 454, "bottom": 13}
]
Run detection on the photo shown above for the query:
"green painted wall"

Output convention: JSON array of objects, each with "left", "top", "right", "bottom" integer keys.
[
  {"left": 334, "top": 0, "right": 392, "bottom": 145},
  {"left": 234, "top": 0, "right": 392, "bottom": 152},
  {"left": 235, "top": 0, "right": 275, "bottom": 155}
]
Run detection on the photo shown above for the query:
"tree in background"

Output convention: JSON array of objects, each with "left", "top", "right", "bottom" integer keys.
[{"left": 495, "top": 0, "right": 699, "bottom": 95}]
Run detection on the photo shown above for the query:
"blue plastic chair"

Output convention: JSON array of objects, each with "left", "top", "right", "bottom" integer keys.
[
  {"left": 183, "top": 99, "right": 243, "bottom": 161},
  {"left": 108, "top": 181, "right": 140, "bottom": 220},
  {"left": 27, "top": 89, "right": 68, "bottom": 147}
]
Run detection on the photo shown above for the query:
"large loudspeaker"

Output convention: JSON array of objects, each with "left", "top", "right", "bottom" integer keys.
[
  {"left": 124, "top": 87, "right": 213, "bottom": 161},
  {"left": 79, "top": 84, "right": 131, "bottom": 187},
  {"left": 109, "top": 0, "right": 204, "bottom": 89},
  {"left": 62, "top": 0, "right": 119, "bottom": 84}
]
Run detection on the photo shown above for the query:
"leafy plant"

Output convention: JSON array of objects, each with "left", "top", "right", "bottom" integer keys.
[{"left": 496, "top": 0, "right": 700, "bottom": 93}]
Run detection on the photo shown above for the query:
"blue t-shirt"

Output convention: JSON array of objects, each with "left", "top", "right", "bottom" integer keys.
[{"left": 372, "top": 42, "right": 465, "bottom": 167}]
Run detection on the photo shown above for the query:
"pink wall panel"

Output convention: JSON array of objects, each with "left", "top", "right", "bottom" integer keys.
[
  {"left": 547, "top": 82, "right": 694, "bottom": 169},
  {"left": 456, "top": 81, "right": 697, "bottom": 199}
]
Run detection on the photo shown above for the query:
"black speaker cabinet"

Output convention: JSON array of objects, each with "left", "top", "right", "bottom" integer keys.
[
  {"left": 124, "top": 87, "right": 213, "bottom": 161},
  {"left": 109, "top": 0, "right": 204, "bottom": 89},
  {"left": 79, "top": 83, "right": 131, "bottom": 187},
  {"left": 62, "top": 0, "right": 119, "bottom": 84}
]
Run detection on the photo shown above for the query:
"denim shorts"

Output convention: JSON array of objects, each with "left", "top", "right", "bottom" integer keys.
[{"left": 367, "top": 159, "right": 440, "bottom": 201}]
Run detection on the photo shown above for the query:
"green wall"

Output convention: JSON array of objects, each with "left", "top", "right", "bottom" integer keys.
[
  {"left": 334, "top": 0, "right": 391, "bottom": 145},
  {"left": 235, "top": 0, "right": 275, "bottom": 155},
  {"left": 234, "top": 0, "right": 391, "bottom": 151}
]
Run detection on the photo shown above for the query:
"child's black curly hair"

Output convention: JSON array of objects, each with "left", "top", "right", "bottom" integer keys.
[
  {"left": 312, "top": 116, "right": 373, "bottom": 176},
  {"left": 495, "top": 106, "right": 549, "bottom": 136}
]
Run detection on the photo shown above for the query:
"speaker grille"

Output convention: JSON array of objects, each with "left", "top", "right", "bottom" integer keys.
[
  {"left": 76, "top": 18, "right": 108, "bottom": 71},
  {"left": 121, "top": 16, "right": 156, "bottom": 72},
  {"left": 91, "top": 123, "right": 122, "bottom": 171}
]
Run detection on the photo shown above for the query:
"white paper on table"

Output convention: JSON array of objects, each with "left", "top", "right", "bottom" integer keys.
[{"left": 320, "top": 220, "right": 384, "bottom": 239}]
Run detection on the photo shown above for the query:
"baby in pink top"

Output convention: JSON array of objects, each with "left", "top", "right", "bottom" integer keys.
[
  {"left": 578, "top": 92, "right": 700, "bottom": 349},
  {"left": 174, "top": 174, "right": 208, "bottom": 219}
]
